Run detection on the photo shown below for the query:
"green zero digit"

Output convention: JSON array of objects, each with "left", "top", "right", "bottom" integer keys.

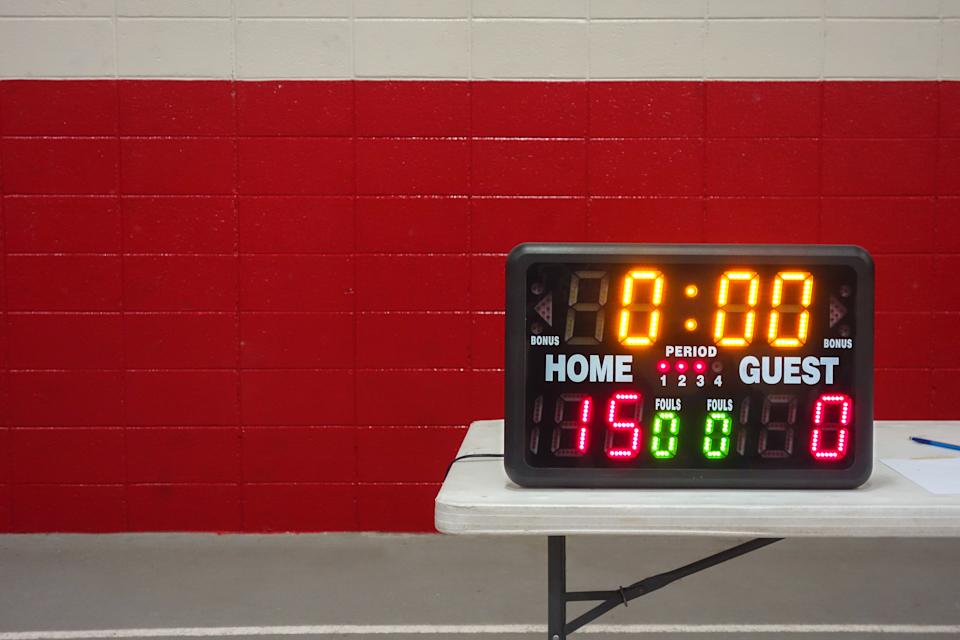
[
  {"left": 651, "top": 411, "right": 680, "bottom": 459},
  {"left": 702, "top": 412, "right": 733, "bottom": 459}
]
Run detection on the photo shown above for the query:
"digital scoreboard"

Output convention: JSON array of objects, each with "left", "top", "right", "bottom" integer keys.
[{"left": 504, "top": 244, "right": 874, "bottom": 489}]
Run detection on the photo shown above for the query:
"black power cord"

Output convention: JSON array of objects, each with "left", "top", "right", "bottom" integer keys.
[{"left": 443, "top": 453, "right": 504, "bottom": 481}]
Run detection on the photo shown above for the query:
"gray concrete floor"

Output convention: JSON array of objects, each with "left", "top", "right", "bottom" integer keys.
[{"left": 0, "top": 534, "right": 958, "bottom": 639}]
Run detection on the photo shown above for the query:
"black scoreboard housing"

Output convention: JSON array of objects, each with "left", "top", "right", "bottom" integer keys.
[{"left": 504, "top": 243, "right": 874, "bottom": 489}]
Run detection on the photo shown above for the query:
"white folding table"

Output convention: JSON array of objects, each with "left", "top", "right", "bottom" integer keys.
[{"left": 436, "top": 419, "right": 960, "bottom": 639}]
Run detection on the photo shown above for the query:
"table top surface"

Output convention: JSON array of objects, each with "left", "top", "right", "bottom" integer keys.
[{"left": 435, "top": 420, "right": 960, "bottom": 537}]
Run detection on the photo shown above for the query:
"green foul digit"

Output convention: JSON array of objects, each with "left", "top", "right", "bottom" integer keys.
[{"left": 702, "top": 412, "right": 732, "bottom": 460}]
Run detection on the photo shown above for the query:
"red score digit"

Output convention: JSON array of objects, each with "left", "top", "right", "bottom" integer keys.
[
  {"left": 552, "top": 393, "right": 593, "bottom": 457},
  {"left": 576, "top": 397, "right": 591, "bottom": 454},
  {"left": 605, "top": 392, "right": 643, "bottom": 460},
  {"left": 810, "top": 393, "right": 852, "bottom": 461}
]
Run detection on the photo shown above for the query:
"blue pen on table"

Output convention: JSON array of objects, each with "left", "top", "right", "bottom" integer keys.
[{"left": 910, "top": 437, "right": 960, "bottom": 452}]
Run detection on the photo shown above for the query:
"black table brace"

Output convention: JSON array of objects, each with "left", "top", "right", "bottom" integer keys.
[{"left": 547, "top": 535, "right": 783, "bottom": 639}]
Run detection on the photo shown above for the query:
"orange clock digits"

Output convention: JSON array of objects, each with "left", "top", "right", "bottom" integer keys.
[
  {"left": 617, "top": 269, "right": 664, "bottom": 347},
  {"left": 713, "top": 270, "right": 759, "bottom": 347},
  {"left": 768, "top": 271, "right": 814, "bottom": 347}
]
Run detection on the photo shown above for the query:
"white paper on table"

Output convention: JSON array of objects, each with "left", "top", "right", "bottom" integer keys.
[{"left": 882, "top": 457, "right": 960, "bottom": 495}]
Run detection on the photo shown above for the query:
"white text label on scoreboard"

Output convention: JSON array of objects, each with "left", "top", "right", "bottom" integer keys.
[
  {"left": 738, "top": 355, "right": 840, "bottom": 385},
  {"left": 544, "top": 354, "right": 633, "bottom": 383}
]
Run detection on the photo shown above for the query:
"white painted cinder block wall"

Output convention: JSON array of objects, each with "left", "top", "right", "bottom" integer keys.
[{"left": 0, "top": 0, "right": 956, "bottom": 79}]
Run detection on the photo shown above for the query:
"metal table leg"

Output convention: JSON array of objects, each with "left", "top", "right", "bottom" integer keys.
[
  {"left": 546, "top": 535, "right": 781, "bottom": 638},
  {"left": 547, "top": 536, "right": 567, "bottom": 640}
]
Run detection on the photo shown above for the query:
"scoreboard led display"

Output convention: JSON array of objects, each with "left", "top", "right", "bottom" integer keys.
[{"left": 504, "top": 244, "right": 874, "bottom": 489}]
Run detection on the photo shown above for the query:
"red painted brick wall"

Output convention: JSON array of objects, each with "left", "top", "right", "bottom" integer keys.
[{"left": 0, "top": 80, "right": 957, "bottom": 533}]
